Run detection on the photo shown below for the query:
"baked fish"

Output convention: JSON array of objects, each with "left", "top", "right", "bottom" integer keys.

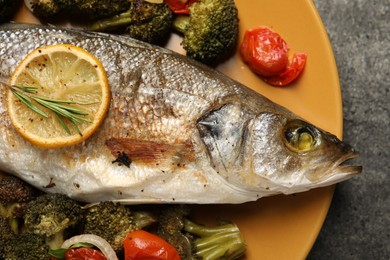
[{"left": 0, "top": 23, "right": 361, "bottom": 204}]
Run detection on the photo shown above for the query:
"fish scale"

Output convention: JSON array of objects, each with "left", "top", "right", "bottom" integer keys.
[{"left": 0, "top": 23, "right": 361, "bottom": 204}]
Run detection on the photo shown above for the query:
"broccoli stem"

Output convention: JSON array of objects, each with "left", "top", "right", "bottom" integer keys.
[
  {"left": 133, "top": 211, "right": 158, "bottom": 229},
  {"left": 172, "top": 15, "right": 190, "bottom": 34},
  {"left": 89, "top": 11, "right": 133, "bottom": 31},
  {"left": 9, "top": 217, "right": 18, "bottom": 234},
  {"left": 46, "top": 232, "right": 65, "bottom": 250},
  {"left": 183, "top": 219, "right": 246, "bottom": 260},
  {"left": 183, "top": 218, "right": 240, "bottom": 236},
  {"left": 0, "top": 204, "right": 19, "bottom": 234}
]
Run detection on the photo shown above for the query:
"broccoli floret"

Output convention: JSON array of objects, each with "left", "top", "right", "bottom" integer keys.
[
  {"left": 1, "top": 232, "right": 50, "bottom": 260},
  {"left": 29, "top": 0, "right": 130, "bottom": 20},
  {"left": 173, "top": 0, "right": 239, "bottom": 64},
  {"left": 0, "top": 0, "right": 21, "bottom": 23},
  {"left": 157, "top": 205, "right": 194, "bottom": 259},
  {"left": 0, "top": 216, "right": 14, "bottom": 239},
  {"left": 82, "top": 201, "right": 157, "bottom": 253},
  {"left": 0, "top": 175, "right": 40, "bottom": 204},
  {"left": 24, "top": 193, "right": 82, "bottom": 250},
  {"left": 28, "top": 0, "right": 63, "bottom": 19},
  {"left": 124, "top": 0, "right": 173, "bottom": 44},
  {"left": 0, "top": 175, "right": 41, "bottom": 233},
  {"left": 0, "top": 216, "right": 15, "bottom": 258},
  {"left": 57, "top": 0, "right": 131, "bottom": 20},
  {"left": 157, "top": 205, "right": 246, "bottom": 260},
  {"left": 89, "top": 0, "right": 173, "bottom": 45}
]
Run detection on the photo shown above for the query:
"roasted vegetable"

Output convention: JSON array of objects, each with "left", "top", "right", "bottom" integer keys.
[
  {"left": 28, "top": 0, "right": 63, "bottom": 19},
  {"left": 0, "top": 216, "right": 15, "bottom": 258},
  {"left": 157, "top": 206, "right": 246, "bottom": 260},
  {"left": 156, "top": 205, "right": 193, "bottom": 258},
  {"left": 28, "top": 0, "right": 130, "bottom": 20},
  {"left": 53, "top": 234, "right": 119, "bottom": 260},
  {"left": 0, "top": 175, "right": 40, "bottom": 233},
  {"left": 1, "top": 232, "right": 50, "bottom": 259},
  {"left": 164, "top": 0, "right": 197, "bottom": 14},
  {"left": 240, "top": 26, "right": 307, "bottom": 86},
  {"left": 0, "top": 0, "right": 21, "bottom": 23},
  {"left": 124, "top": 230, "right": 180, "bottom": 260},
  {"left": 82, "top": 201, "right": 157, "bottom": 253},
  {"left": 173, "top": 0, "right": 239, "bottom": 64},
  {"left": 57, "top": 0, "right": 131, "bottom": 20},
  {"left": 23, "top": 193, "right": 83, "bottom": 249},
  {"left": 183, "top": 218, "right": 246, "bottom": 260},
  {"left": 63, "top": 247, "right": 109, "bottom": 260},
  {"left": 89, "top": 0, "right": 174, "bottom": 45}
]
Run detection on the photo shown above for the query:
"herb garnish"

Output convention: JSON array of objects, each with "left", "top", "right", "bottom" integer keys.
[{"left": 1, "top": 78, "right": 92, "bottom": 135}]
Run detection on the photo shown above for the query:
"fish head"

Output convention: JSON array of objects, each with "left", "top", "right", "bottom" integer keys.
[
  {"left": 245, "top": 113, "right": 362, "bottom": 194},
  {"left": 197, "top": 104, "right": 361, "bottom": 195}
]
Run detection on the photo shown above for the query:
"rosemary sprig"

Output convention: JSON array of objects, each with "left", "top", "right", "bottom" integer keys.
[{"left": 1, "top": 79, "right": 91, "bottom": 136}]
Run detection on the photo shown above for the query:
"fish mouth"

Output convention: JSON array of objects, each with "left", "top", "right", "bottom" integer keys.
[
  {"left": 305, "top": 148, "right": 362, "bottom": 189},
  {"left": 335, "top": 149, "right": 362, "bottom": 176}
]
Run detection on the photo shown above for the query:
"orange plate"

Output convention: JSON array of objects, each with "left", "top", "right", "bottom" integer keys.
[{"left": 15, "top": 0, "right": 341, "bottom": 259}]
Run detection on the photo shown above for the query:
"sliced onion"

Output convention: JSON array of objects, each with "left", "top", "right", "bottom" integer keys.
[
  {"left": 145, "top": 0, "right": 164, "bottom": 3},
  {"left": 61, "top": 234, "right": 118, "bottom": 260}
]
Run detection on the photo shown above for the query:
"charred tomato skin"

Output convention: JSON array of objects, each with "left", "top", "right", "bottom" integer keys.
[
  {"left": 64, "top": 247, "right": 108, "bottom": 260},
  {"left": 263, "top": 52, "right": 307, "bottom": 86},
  {"left": 240, "top": 26, "right": 307, "bottom": 86},
  {"left": 124, "top": 230, "right": 180, "bottom": 260}
]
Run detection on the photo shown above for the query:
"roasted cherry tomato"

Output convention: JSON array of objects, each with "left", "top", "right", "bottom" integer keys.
[
  {"left": 64, "top": 247, "right": 107, "bottom": 260},
  {"left": 240, "top": 26, "right": 307, "bottom": 86},
  {"left": 263, "top": 52, "right": 307, "bottom": 86},
  {"left": 124, "top": 230, "right": 180, "bottom": 260},
  {"left": 240, "top": 26, "right": 289, "bottom": 77},
  {"left": 164, "top": 0, "right": 197, "bottom": 14}
]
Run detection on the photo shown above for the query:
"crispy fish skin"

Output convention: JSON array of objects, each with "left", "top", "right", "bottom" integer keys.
[{"left": 0, "top": 23, "right": 361, "bottom": 204}]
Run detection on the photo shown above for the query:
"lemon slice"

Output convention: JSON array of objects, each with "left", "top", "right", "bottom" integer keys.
[{"left": 7, "top": 44, "right": 110, "bottom": 148}]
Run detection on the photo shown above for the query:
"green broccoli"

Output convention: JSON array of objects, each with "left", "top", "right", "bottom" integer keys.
[
  {"left": 156, "top": 205, "right": 194, "bottom": 259},
  {"left": 1, "top": 232, "right": 50, "bottom": 260},
  {"left": 157, "top": 205, "right": 246, "bottom": 260},
  {"left": 89, "top": 0, "right": 174, "bottom": 45},
  {"left": 30, "top": 0, "right": 63, "bottom": 19},
  {"left": 24, "top": 193, "right": 83, "bottom": 250},
  {"left": 29, "top": 0, "right": 130, "bottom": 20},
  {"left": 0, "top": 0, "right": 21, "bottom": 23},
  {"left": 183, "top": 218, "right": 246, "bottom": 260},
  {"left": 56, "top": 0, "right": 131, "bottom": 20},
  {"left": 0, "top": 216, "right": 15, "bottom": 258},
  {"left": 28, "top": 0, "right": 63, "bottom": 19},
  {"left": 0, "top": 175, "right": 41, "bottom": 233},
  {"left": 173, "top": 0, "right": 239, "bottom": 64},
  {"left": 82, "top": 201, "right": 157, "bottom": 253}
]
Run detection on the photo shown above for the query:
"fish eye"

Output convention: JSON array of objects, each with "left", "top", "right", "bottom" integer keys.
[{"left": 284, "top": 125, "right": 316, "bottom": 152}]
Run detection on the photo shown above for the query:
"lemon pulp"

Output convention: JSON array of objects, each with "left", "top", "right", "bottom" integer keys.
[{"left": 7, "top": 44, "right": 110, "bottom": 148}]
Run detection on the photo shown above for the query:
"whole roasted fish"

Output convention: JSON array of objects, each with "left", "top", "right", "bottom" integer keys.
[{"left": 0, "top": 23, "right": 361, "bottom": 204}]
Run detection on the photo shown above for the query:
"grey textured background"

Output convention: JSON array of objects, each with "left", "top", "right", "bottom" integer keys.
[{"left": 308, "top": 0, "right": 389, "bottom": 259}]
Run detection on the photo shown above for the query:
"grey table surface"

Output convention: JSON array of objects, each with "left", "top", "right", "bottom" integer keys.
[{"left": 307, "top": 0, "right": 389, "bottom": 259}]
